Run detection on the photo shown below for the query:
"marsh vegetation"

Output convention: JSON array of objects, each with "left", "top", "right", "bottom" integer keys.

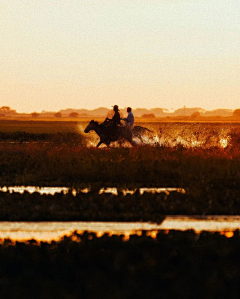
[
  {"left": 0, "top": 120, "right": 240, "bottom": 220},
  {"left": 1, "top": 120, "right": 240, "bottom": 297}
]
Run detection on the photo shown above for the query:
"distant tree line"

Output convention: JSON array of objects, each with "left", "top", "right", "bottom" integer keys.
[
  {"left": 0, "top": 106, "right": 16, "bottom": 116},
  {"left": 141, "top": 113, "right": 156, "bottom": 118},
  {"left": 3, "top": 105, "right": 240, "bottom": 119}
]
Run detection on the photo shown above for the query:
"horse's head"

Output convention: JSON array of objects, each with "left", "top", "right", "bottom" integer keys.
[{"left": 84, "top": 120, "right": 98, "bottom": 133}]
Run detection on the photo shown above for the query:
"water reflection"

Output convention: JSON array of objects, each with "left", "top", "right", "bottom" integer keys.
[
  {"left": 1, "top": 216, "right": 240, "bottom": 242},
  {"left": 0, "top": 186, "right": 69, "bottom": 195},
  {"left": 0, "top": 186, "right": 185, "bottom": 195}
]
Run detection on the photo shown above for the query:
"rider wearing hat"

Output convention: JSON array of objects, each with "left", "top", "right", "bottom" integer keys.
[
  {"left": 104, "top": 105, "right": 121, "bottom": 139},
  {"left": 111, "top": 105, "right": 121, "bottom": 125}
]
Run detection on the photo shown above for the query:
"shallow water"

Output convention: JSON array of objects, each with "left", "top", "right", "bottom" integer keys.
[
  {"left": 1, "top": 216, "right": 240, "bottom": 242},
  {"left": 81, "top": 122, "right": 239, "bottom": 148},
  {"left": 0, "top": 186, "right": 69, "bottom": 195},
  {"left": 0, "top": 186, "right": 185, "bottom": 195}
]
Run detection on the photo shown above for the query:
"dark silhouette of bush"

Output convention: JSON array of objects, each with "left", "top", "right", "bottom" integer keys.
[
  {"left": 69, "top": 112, "right": 79, "bottom": 118},
  {"left": 54, "top": 112, "right": 62, "bottom": 118},
  {"left": 233, "top": 109, "right": 240, "bottom": 118},
  {"left": 141, "top": 113, "right": 156, "bottom": 118},
  {"left": 31, "top": 112, "right": 39, "bottom": 118},
  {"left": 0, "top": 106, "right": 16, "bottom": 115},
  {"left": 190, "top": 111, "right": 201, "bottom": 119}
]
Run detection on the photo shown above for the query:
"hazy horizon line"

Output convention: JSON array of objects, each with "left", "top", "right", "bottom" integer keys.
[{"left": 1, "top": 105, "right": 238, "bottom": 114}]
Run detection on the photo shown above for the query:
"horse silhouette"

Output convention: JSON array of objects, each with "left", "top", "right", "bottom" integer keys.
[{"left": 84, "top": 120, "right": 152, "bottom": 147}]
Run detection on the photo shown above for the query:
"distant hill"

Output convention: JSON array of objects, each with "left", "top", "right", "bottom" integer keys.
[
  {"left": 133, "top": 108, "right": 167, "bottom": 117},
  {"left": 172, "top": 107, "right": 205, "bottom": 116},
  {"left": 0, "top": 105, "right": 237, "bottom": 119},
  {"left": 39, "top": 107, "right": 235, "bottom": 118},
  {"left": 201, "top": 109, "right": 233, "bottom": 117}
]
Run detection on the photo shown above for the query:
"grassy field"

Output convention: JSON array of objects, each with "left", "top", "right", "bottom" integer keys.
[
  {"left": 1, "top": 119, "right": 240, "bottom": 297},
  {"left": 0, "top": 119, "right": 240, "bottom": 217},
  {"left": 0, "top": 119, "right": 82, "bottom": 133},
  {"left": 0, "top": 144, "right": 239, "bottom": 189}
]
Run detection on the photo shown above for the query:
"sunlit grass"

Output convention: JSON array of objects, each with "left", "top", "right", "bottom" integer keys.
[{"left": 0, "top": 120, "right": 240, "bottom": 195}]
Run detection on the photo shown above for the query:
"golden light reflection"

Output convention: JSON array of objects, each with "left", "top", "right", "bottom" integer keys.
[
  {"left": 123, "top": 233, "right": 130, "bottom": 241},
  {"left": 141, "top": 135, "right": 161, "bottom": 146},
  {"left": 0, "top": 186, "right": 185, "bottom": 196},
  {"left": 191, "top": 141, "right": 202, "bottom": 147},
  {"left": 1, "top": 216, "right": 240, "bottom": 242},
  {"left": 0, "top": 229, "right": 239, "bottom": 244},
  {"left": 146, "top": 230, "right": 158, "bottom": 239},
  {"left": 96, "top": 231, "right": 104, "bottom": 238},
  {"left": 70, "top": 233, "right": 82, "bottom": 242},
  {"left": 220, "top": 231, "right": 234, "bottom": 238},
  {"left": 219, "top": 138, "right": 229, "bottom": 148}
]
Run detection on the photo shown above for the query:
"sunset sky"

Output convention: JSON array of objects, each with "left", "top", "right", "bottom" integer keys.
[{"left": 1, "top": 0, "right": 240, "bottom": 113}]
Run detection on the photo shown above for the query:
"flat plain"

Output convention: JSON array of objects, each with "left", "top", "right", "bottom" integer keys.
[
  {"left": 0, "top": 119, "right": 240, "bottom": 219},
  {"left": 1, "top": 119, "right": 240, "bottom": 298}
]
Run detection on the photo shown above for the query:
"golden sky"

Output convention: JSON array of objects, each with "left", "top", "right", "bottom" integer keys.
[{"left": 1, "top": 0, "right": 240, "bottom": 113}]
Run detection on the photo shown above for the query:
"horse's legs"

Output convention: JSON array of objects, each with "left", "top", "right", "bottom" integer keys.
[
  {"left": 131, "top": 140, "right": 138, "bottom": 146},
  {"left": 123, "top": 129, "right": 135, "bottom": 146},
  {"left": 126, "top": 135, "right": 136, "bottom": 146},
  {"left": 97, "top": 140, "right": 111, "bottom": 148}
]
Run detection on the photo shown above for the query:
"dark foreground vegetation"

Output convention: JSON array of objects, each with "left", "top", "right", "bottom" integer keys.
[
  {"left": 1, "top": 230, "right": 240, "bottom": 299},
  {"left": 1, "top": 188, "right": 240, "bottom": 221},
  {"left": 0, "top": 190, "right": 166, "bottom": 222}
]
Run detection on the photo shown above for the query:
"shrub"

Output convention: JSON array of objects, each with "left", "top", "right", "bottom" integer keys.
[{"left": 233, "top": 109, "right": 240, "bottom": 118}]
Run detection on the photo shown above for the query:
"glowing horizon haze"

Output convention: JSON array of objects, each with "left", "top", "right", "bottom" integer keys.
[{"left": 1, "top": 0, "right": 240, "bottom": 113}]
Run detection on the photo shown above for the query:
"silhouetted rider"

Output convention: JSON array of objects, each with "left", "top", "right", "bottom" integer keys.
[
  {"left": 123, "top": 107, "right": 134, "bottom": 128},
  {"left": 109, "top": 105, "right": 121, "bottom": 125},
  {"left": 105, "top": 105, "right": 121, "bottom": 138}
]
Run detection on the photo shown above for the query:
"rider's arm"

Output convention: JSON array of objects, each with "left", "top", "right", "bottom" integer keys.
[{"left": 124, "top": 115, "right": 131, "bottom": 123}]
